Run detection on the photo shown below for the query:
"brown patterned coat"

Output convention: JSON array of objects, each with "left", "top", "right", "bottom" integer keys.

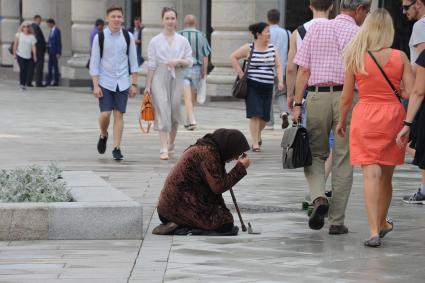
[{"left": 157, "top": 145, "right": 247, "bottom": 230}]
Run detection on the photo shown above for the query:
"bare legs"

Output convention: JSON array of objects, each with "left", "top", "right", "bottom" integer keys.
[
  {"left": 362, "top": 164, "right": 395, "bottom": 238},
  {"left": 325, "top": 151, "right": 333, "bottom": 184},
  {"left": 249, "top": 117, "right": 266, "bottom": 149},
  {"left": 99, "top": 110, "right": 123, "bottom": 148},
  {"left": 183, "top": 85, "right": 197, "bottom": 126},
  {"left": 99, "top": 112, "right": 111, "bottom": 137},
  {"left": 112, "top": 110, "right": 123, "bottom": 148},
  {"left": 159, "top": 127, "right": 178, "bottom": 159}
]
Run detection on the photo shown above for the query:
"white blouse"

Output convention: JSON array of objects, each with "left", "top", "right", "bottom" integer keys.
[
  {"left": 15, "top": 32, "right": 37, "bottom": 59},
  {"left": 147, "top": 32, "right": 193, "bottom": 75}
]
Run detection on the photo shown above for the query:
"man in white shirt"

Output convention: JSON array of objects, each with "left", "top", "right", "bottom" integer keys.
[
  {"left": 266, "top": 9, "right": 291, "bottom": 129},
  {"left": 401, "top": 0, "right": 425, "bottom": 203},
  {"left": 286, "top": 0, "right": 333, "bottom": 111},
  {"left": 89, "top": 5, "right": 139, "bottom": 161},
  {"left": 403, "top": 0, "right": 425, "bottom": 70}
]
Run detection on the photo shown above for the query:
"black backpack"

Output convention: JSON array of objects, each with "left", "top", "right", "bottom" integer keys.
[
  {"left": 89, "top": 29, "right": 131, "bottom": 73},
  {"left": 297, "top": 25, "right": 307, "bottom": 40},
  {"left": 98, "top": 29, "right": 130, "bottom": 58}
]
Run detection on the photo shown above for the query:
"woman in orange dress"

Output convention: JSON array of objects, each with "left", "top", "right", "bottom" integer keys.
[{"left": 336, "top": 9, "right": 414, "bottom": 247}]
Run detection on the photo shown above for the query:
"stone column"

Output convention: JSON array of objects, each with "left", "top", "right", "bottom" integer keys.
[
  {"left": 0, "top": 0, "right": 20, "bottom": 66},
  {"left": 208, "top": 0, "right": 279, "bottom": 97},
  {"left": 63, "top": 0, "right": 124, "bottom": 86},
  {"left": 21, "top": 0, "right": 72, "bottom": 79},
  {"left": 22, "top": 0, "right": 72, "bottom": 56}
]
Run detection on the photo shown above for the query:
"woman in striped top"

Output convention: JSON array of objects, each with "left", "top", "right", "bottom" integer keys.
[{"left": 230, "top": 22, "right": 284, "bottom": 152}]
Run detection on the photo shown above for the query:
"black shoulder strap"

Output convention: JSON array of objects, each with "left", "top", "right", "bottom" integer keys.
[
  {"left": 297, "top": 25, "right": 307, "bottom": 40},
  {"left": 244, "top": 43, "right": 255, "bottom": 72},
  {"left": 286, "top": 30, "right": 290, "bottom": 54},
  {"left": 367, "top": 51, "right": 402, "bottom": 102},
  {"left": 99, "top": 29, "right": 130, "bottom": 58},
  {"left": 123, "top": 29, "right": 130, "bottom": 56},
  {"left": 98, "top": 31, "right": 104, "bottom": 58}
]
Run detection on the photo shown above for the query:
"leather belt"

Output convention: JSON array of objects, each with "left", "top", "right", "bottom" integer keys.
[{"left": 307, "top": 85, "right": 343, "bottom": 92}]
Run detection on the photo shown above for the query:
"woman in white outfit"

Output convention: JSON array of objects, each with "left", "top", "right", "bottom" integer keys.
[
  {"left": 144, "top": 7, "right": 193, "bottom": 160},
  {"left": 13, "top": 21, "right": 37, "bottom": 90}
]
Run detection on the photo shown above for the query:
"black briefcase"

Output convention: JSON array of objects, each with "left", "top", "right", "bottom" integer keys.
[{"left": 281, "top": 125, "right": 312, "bottom": 169}]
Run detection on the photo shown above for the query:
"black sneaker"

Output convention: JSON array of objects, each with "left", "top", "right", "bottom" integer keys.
[
  {"left": 112, "top": 147, "right": 123, "bottom": 160},
  {"left": 97, "top": 134, "right": 108, "bottom": 154}
]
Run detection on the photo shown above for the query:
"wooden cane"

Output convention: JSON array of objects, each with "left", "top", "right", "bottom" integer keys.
[{"left": 229, "top": 188, "right": 247, "bottom": 232}]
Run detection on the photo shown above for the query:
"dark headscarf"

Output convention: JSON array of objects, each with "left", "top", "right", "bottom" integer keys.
[{"left": 195, "top": 129, "right": 250, "bottom": 163}]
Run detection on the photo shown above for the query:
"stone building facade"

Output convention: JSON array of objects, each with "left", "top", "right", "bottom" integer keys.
[{"left": 0, "top": 0, "right": 405, "bottom": 96}]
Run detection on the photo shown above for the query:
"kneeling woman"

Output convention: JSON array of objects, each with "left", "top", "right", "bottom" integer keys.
[{"left": 153, "top": 129, "right": 251, "bottom": 236}]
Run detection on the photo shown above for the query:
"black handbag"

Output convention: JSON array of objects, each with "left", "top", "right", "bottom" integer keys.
[
  {"left": 232, "top": 44, "right": 254, "bottom": 99},
  {"left": 281, "top": 124, "right": 312, "bottom": 169}
]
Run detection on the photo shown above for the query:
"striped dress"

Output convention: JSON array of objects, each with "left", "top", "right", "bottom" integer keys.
[
  {"left": 247, "top": 43, "right": 276, "bottom": 85},
  {"left": 245, "top": 43, "right": 276, "bottom": 122}
]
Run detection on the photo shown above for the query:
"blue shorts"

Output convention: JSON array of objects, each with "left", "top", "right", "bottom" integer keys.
[
  {"left": 99, "top": 86, "right": 129, "bottom": 113},
  {"left": 183, "top": 65, "right": 202, "bottom": 90}
]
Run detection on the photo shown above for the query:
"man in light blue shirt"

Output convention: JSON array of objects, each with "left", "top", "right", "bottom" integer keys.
[
  {"left": 90, "top": 5, "right": 139, "bottom": 161},
  {"left": 266, "top": 9, "right": 291, "bottom": 129}
]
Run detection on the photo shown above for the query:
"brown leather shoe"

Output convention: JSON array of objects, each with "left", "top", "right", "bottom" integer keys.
[
  {"left": 308, "top": 197, "right": 329, "bottom": 230},
  {"left": 152, "top": 222, "right": 178, "bottom": 235},
  {"left": 329, "top": 224, "right": 349, "bottom": 235}
]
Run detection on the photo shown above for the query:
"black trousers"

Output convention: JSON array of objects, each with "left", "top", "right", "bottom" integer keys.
[
  {"left": 28, "top": 50, "right": 45, "bottom": 86},
  {"left": 46, "top": 53, "right": 59, "bottom": 85},
  {"left": 17, "top": 56, "right": 32, "bottom": 86}
]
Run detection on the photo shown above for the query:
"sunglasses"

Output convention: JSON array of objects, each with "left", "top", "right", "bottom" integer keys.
[{"left": 403, "top": 0, "right": 416, "bottom": 11}]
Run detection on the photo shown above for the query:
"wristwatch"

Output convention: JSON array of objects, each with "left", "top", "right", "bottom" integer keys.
[
  {"left": 403, "top": 120, "right": 413, "bottom": 127},
  {"left": 131, "top": 83, "right": 138, "bottom": 88},
  {"left": 294, "top": 102, "right": 303, "bottom": 107}
]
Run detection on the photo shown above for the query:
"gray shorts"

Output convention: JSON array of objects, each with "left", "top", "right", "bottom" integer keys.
[{"left": 183, "top": 65, "right": 202, "bottom": 91}]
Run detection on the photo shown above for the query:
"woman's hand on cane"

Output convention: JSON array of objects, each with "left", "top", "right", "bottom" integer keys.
[{"left": 238, "top": 153, "right": 251, "bottom": 169}]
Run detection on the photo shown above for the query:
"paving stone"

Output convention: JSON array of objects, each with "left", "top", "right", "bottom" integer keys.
[{"left": 0, "top": 79, "right": 424, "bottom": 282}]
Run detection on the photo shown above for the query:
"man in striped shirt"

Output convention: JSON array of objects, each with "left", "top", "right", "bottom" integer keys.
[
  {"left": 178, "top": 15, "right": 211, "bottom": 131},
  {"left": 293, "top": 0, "right": 370, "bottom": 235}
]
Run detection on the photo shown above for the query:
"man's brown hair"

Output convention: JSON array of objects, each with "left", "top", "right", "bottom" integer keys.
[
  {"left": 310, "top": 0, "right": 334, "bottom": 11},
  {"left": 267, "top": 9, "right": 280, "bottom": 24},
  {"left": 106, "top": 5, "right": 123, "bottom": 15}
]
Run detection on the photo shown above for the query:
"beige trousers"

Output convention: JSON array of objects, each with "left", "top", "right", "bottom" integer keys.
[{"left": 304, "top": 89, "right": 356, "bottom": 225}]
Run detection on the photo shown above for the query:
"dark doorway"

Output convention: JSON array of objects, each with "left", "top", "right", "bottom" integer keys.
[
  {"left": 285, "top": 0, "right": 312, "bottom": 31},
  {"left": 131, "top": 0, "right": 141, "bottom": 25},
  {"left": 284, "top": 0, "right": 339, "bottom": 31},
  {"left": 380, "top": 1, "right": 414, "bottom": 58}
]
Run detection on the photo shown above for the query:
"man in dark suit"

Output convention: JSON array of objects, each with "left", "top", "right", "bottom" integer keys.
[
  {"left": 128, "top": 17, "right": 144, "bottom": 66},
  {"left": 46, "top": 18, "right": 61, "bottom": 86},
  {"left": 28, "top": 15, "right": 46, "bottom": 87}
]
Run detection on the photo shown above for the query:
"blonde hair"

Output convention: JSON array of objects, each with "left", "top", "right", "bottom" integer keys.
[
  {"left": 344, "top": 9, "right": 394, "bottom": 75},
  {"left": 19, "top": 21, "right": 34, "bottom": 34}
]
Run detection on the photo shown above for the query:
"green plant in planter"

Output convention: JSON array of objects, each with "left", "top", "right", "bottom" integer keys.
[{"left": 0, "top": 164, "right": 72, "bottom": 202}]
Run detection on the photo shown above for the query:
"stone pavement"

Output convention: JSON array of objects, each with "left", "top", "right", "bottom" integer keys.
[{"left": 0, "top": 78, "right": 424, "bottom": 283}]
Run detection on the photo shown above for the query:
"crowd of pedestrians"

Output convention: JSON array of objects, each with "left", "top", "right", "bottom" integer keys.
[
  {"left": 146, "top": 0, "right": 425, "bottom": 247},
  {"left": 17, "top": 1, "right": 424, "bottom": 247}
]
